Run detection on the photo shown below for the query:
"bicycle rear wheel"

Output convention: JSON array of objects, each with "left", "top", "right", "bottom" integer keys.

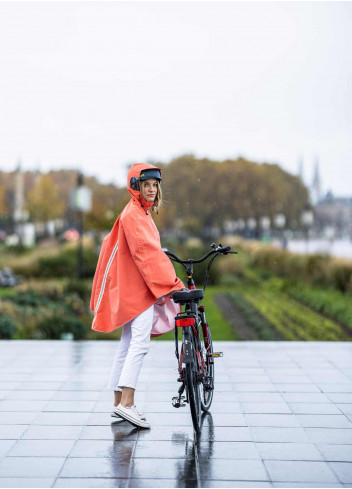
[
  {"left": 184, "top": 329, "right": 202, "bottom": 435},
  {"left": 199, "top": 315, "right": 214, "bottom": 411}
]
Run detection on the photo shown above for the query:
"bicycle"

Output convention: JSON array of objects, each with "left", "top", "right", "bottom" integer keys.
[{"left": 163, "top": 243, "right": 237, "bottom": 435}]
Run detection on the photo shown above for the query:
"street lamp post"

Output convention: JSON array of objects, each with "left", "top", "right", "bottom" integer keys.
[
  {"left": 70, "top": 172, "right": 92, "bottom": 280},
  {"left": 237, "top": 218, "right": 246, "bottom": 237},
  {"left": 77, "top": 173, "right": 83, "bottom": 280},
  {"left": 247, "top": 218, "right": 257, "bottom": 239},
  {"left": 274, "top": 213, "right": 286, "bottom": 249},
  {"left": 260, "top": 216, "right": 271, "bottom": 241},
  {"left": 301, "top": 205, "right": 314, "bottom": 253}
]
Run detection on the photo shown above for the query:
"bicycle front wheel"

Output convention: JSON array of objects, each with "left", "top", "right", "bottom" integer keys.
[{"left": 184, "top": 330, "right": 202, "bottom": 435}]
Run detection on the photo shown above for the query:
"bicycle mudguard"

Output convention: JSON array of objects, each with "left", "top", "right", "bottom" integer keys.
[{"left": 183, "top": 338, "right": 194, "bottom": 364}]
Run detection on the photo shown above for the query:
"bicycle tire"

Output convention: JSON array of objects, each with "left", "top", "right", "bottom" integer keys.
[
  {"left": 199, "top": 316, "right": 214, "bottom": 411},
  {"left": 184, "top": 329, "right": 202, "bottom": 435}
]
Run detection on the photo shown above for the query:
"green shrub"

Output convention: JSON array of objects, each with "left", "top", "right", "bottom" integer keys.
[
  {"left": 217, "top": 253, "right": 246, "bottom": 283},
  {"left": 64, "top": 279, "right": 91, "bottom": 302},
  {"left": 331, "top": 261, "right": 352, "bottom": 293},
  {"left": 4, "top": 243, "right": 33, "bottom": 255},
  {"left": 12, "top": 327, "right": 26, "bottom": 339},
  {"left": 38, "top": 247, "right": 98, "bottom": 278},
  {"left": 8, "top": 260, "right": 41, "bottom": 278},
  {"left": 305, "top": 253, "right": 332, "bottom": 287},
  {"left": 3, "top": 291, "right": 51, "bottom": 307},
  {"left": 64, "top": 293, "right": 86, "bottom": 316},
  {"left": 219, "top": 274, "right": 242, "bottom": 286},
  {"left": 38, "top": 250, "right": 76, "bottom": 278},
  {"left": 289, "top": 284, "right": 352, "bottom": 330},
  {"left": 0, "top": 314, "right": 18, "bottom": 339},
  {"left": 16, "top": 280, "right": 65, "bottom": 301},
  {"left": 226, "top": 237, "right": 352, "bottom": 294},
  {"left": 37, "top": 315, "right": 87, "bottom": 340}
]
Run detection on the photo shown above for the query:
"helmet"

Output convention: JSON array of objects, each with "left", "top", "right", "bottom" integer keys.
[
  {"left": 129, "top": 166, "right": 162, "bottom": 192},
  {"left": 139, "top": 168, "right": 162, "bottom": 182}
]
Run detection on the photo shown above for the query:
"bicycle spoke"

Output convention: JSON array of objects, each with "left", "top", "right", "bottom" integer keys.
[{"left": 199, "top": 314, "right": 215, "bottom": 412}]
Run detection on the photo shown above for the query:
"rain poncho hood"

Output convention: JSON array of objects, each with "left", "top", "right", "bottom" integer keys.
[{"left": 90, "top": 163, "right": 184, "bottom": 336}]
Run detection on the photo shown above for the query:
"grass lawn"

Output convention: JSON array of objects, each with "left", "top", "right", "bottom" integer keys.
[
  {"left": 0, "top": 288, "right": 16, "bottom": 299},
  {"left": 152, "top": 285, "right": 238, "bottom": 342}
]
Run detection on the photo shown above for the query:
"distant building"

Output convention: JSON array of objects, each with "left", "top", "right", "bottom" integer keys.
[
  {"left": 297, "top": 155, "right": 322, "bottom": 205},
  {"left": 297, "top": 157, "right": 351, "bottom": 238},
  {"left": 315, "top": 191, "right": 352, "bottom": 238}
]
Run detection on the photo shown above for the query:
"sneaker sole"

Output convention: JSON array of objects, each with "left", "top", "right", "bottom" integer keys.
[
  {"left": 111, "top": 411, "right": 146, "bottom": 421},
  {"left": 113, "top": 407, "right": 150, "bottom": 429},
  {"left": 111, "top": 412, "right": 124, "bottom": 419}
]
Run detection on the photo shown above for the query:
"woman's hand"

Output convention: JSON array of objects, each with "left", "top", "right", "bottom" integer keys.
[{"left": 169, "top": 288, "right": 187, "bottom": 297}]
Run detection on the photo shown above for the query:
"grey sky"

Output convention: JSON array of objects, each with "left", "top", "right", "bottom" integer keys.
[{"left": 0, "top": 1, "right": 351, "bottom": 195}]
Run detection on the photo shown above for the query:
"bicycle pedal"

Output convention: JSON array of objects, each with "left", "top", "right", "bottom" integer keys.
[
  {"left": 207, "top": 352, "right": 223, "bottom": 358},
  {"left": 172, "top": 396, "right": 186, "bottom": 408}
]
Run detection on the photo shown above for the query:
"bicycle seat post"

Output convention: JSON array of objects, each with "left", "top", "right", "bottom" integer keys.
[{"left": 186, "top": 264, "right": 196, "bottom": 290}]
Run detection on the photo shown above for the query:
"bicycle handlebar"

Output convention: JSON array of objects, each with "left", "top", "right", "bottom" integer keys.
[
  {"left": 163, "top": 242, "right": 238, "bottom": 292},
  {"left": 162, "top": 243, "right": 237, "bottom": 265}
]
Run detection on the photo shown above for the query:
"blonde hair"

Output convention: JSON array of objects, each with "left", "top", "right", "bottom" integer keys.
[{"left": 140, "top": 179, "right": 163, "bottom": 214}]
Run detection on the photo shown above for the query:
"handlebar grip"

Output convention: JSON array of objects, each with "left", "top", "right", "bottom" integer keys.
[{"left": 220, "top": 246, "right": 231, "bottom": 254}]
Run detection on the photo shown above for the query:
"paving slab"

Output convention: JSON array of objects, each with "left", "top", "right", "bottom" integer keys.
[
  {"left": 256, "top": 442, "right": 323, "bottom": 461},
  {"left": 0, "top": 339, "right": 351, "bottom": 487},
  {"left": 0, "top": 478, "right": 56, "bottom": 488},
  {"left": 264, "top": 460, "right": 338, "bottom": 483},
  {"left": 318, "top": 445, "right": 352, "bottom": 462}
]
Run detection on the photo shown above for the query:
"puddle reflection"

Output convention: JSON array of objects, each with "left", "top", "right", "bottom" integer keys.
[
  {"left": 108, "top": 412, "right": 215, "bottom": 486},
  {"left": 173, "top": 412, "right": 214, "bottom": 487},
  {"left": 111, "top": 419, "right": 139, "bottom": 441}
]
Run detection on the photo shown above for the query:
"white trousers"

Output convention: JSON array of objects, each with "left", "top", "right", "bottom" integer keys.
[{"left": 107, "top": 303, "right": 154, "bottom": 391}]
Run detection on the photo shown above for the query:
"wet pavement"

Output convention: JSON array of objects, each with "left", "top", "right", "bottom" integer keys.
[{"left": 0, "top": 340, "right": 351, "bottom": 488}]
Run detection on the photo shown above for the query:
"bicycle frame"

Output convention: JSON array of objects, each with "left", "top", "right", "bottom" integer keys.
[
  {"left": 167, "top": 243, "right": 235, "bottom": 427},
  {"left": 173, "top": 299, "right": 214, "bottom": 402}
]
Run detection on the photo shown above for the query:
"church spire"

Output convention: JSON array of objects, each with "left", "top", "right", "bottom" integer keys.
[
  {"left": 297, "top": 154, "right": 304, "bottom": 183},
  {"left": 311, "top": 156, "right": 322, "bottom": 205}
]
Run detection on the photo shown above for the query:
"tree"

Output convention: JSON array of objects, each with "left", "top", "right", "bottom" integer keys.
[
  {"left": 85, "top": 184, "right": 129, "bottom": 231},
  {"left": 0, "top": 184, "right": 7, "bottom": 215},
  {"left": 26, "top": 174, "right": 65, "bottom": 222},
  {"left": 151, "top": 155, "right": 309, "bottom": 234}
]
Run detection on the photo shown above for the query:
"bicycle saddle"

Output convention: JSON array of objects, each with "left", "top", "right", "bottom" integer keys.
[{"left": 172, "top": 288, "right": 204, "bottom": 304}]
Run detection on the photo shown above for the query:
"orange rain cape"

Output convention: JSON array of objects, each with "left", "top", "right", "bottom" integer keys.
[{"left": 90, "top": 163, "right": 185, "bottom": 336}]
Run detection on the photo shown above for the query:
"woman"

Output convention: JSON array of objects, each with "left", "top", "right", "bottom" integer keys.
[{"left": 90, "top": 163, "right": 185, "bottom": 429}]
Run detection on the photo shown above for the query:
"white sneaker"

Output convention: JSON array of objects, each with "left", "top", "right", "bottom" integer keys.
[
  {"left": 113, "top": 403, "right": 151, "bottom": 429},
  {"left": 111, "top": 405, "right": 146, "bottom": 421}
]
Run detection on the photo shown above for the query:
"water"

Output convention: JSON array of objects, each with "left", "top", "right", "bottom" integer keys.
[{"left": 284, "top": 239, "right": 352, "bottom": 260}]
